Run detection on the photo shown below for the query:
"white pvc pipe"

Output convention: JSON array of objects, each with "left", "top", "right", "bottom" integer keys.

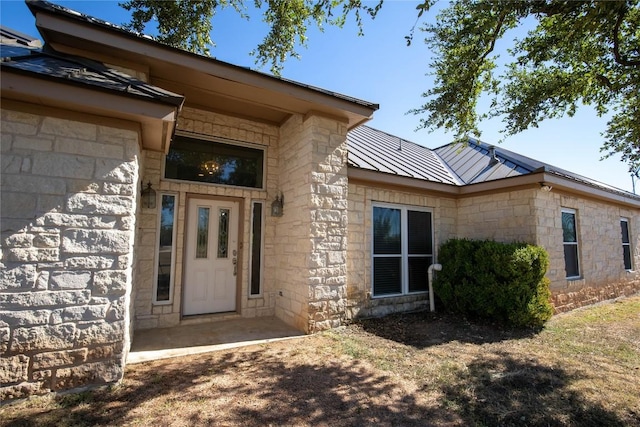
[{"left": 428, "top": 263, "right": 443, "bottom": 312}]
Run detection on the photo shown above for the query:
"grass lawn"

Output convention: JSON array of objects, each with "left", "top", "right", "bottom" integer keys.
[{"left": 2, "top": 295, "right": 639, "bottom": 426}]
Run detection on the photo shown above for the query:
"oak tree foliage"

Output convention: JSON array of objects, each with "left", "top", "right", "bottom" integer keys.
[
  {"left": 411, "top": 0, "right": 640, "bottom": 173},
  {"left": 120, "top": 0, "right": 640, "bottom": 172}
]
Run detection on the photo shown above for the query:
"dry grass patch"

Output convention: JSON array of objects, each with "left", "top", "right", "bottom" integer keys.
[{"left": 2, "top": 296, "right": 640, "bottom": 426}]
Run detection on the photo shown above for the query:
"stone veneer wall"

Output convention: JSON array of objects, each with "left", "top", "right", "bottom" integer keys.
[
  {"left": 274, "top": 114, "right": 350, "bottom": 332},
  {"left": 533, "top": 190, "right": 640, "bottom": 312},
  {"left": 346, "top": 182, "right": 457, "bottom": 319},
  {"left": 133, "top": 107, "right": 279, "bottom": 329},
  {"left": 456, "top": 189, "right": 538, "bottom": 243},
  {"left": 1, "top": 107, "right": 139, "bottom": 399}
]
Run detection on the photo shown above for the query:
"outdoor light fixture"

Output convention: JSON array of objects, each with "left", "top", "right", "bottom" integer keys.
[
  {"left": 539, "top": 182, "right": 553, "bottom": 192},
  {"left": 271, "top": 192, "right": 284, "bottom": 217},
  {"left": 141, "top": 181, "right": 156, "bottom": 209}
]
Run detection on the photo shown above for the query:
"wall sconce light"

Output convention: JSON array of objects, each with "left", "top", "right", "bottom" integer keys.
[
  {"left": 271, "top": 192, "right": 284, "bottom": 217},
  {"left": 141, "top": 181, "right": 156, "bottom": 209},
  {"left": 539, "top": 182, "right": 553, "bottom": 192}
]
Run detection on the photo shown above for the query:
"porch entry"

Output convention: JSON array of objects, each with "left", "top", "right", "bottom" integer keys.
[{"left": 183, "top": 197, "right": 239, "bottom": 315}]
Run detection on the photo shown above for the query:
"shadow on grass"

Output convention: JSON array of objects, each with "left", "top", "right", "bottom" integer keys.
[
  {"left": 438, "top": 352, "right": 632, "bottom": 427},
  {"left": 357, "top": 310, "right": 537, "bottom": 348},
  {"left": 4, "top": 349, "right": 454, "bottom": 426}
]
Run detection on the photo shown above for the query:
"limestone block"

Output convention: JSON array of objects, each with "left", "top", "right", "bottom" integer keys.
[
  {"left": 0, "top": 290, "right": 91, "bottom": 309},
  {"left": 0, "top": 310, "right": 50, "bottom": 327},
  {"left": 66, "top": 193, "right": 133, "bottom": 216},
  {"left": 0, "top": 382, "right": 45, "bottom": 401},
  {"left": 1, "top": 119, "right": 38, "bottom": 136},
  {"left": 31, "top": 349, "right": 88, "bottom": 370},
  {"left": 0, "top": 264, "right": 37, "bottom": 290},
  {"left": 62, "top": 229, "right": 131, "bottom": 254},
  {"left": 31, "top": 234, "right": 59, "bottom": 249},
  {"left": 327, "top": 251, "right": 345, "bottom": 265},
  {"left": 13, "top": 135, "right": 54, "bottom": 151},
  {"left": 105, "top": 297, "right": 126, "bottom": 321},
  {"left": 1, "top": 174, "right": 66, "bottom": 195},
  {"left": 54, "top": 360, "right": 122, "bottom": 390},
  {"left": 102, "top": 183, "right": 134, "bottom": 196},
  {"left": 77, "top": 321, "right": 124, "bottom": 347},
  {"left": 0, "top": 356, "right": 31, "bottom": 382},
  {"left": 5, "top": 248, "right": 59, "bottom": 263},
  {"left": 93, "top": 271, "right": 127, "bottom": 295},
  {"left": 10, "top": 324, "right": 77, "bottom": 353},
  {"left": 86, "top": 342, "right": 123, "bottom": 361},
  {"left": 50, "top": 271, "right": 91, "bottom": 290},
  {"left": 0, "top": 327, "right": 9, "bottom": 353},
  {"left": 38, "top": 213, "right": 117, "bottom": 229},
  {"left": 1, "top": 192, "right": 37, "bottom": 220},
  {"left": 95, "top": 159, "right": 137, "bottom": 183},
  {"left": 32, "top": 152, "right": 94, "bottom": 179},
  {"left": 40, "top": 117, "right": 97, "bottom": 140},
  {"left": 51, "top": 305, "right": 108, "bottom": 324},
  {"left": 55, "top": 137, "right": 123, "bottom": 159},
  {"left": 35, "top": 271, "right": 49, "bottom": 290},
  {"left": 1, "top": 154, "right": 22, "bottom": 174},
  {"left": 65, "top": 256, "right": 115, "bottom": 269},
  {"left": 31, "top": 369, "right": 52, "bottom": 382}
]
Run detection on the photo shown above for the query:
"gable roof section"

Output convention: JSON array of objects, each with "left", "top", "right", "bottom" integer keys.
[
  {"left": 26, "top": 0, "right": 378, "bottom": 129},
  {"left": 347, "top": 126, "right": 461, "bottom": 185}
]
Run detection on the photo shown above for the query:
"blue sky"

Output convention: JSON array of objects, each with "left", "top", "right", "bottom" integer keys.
[{"left": 1, "top": 0, "right": 635, "bottom": 192}]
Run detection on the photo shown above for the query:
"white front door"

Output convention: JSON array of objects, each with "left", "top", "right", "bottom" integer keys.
[{"left": 183, "top": 198, "right": 239, "bottom": 315}]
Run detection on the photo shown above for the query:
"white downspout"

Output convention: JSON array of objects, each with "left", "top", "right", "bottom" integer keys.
[{"left": 428, "top": 263, "right": 443, "bottom": 312}]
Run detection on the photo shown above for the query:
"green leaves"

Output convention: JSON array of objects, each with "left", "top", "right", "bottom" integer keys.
[
  {"left": 119, "top": 0, "right": 381, "bottom": 75},
  {"left": 414, "top": 0, "right": 640, "bottom": 173}
]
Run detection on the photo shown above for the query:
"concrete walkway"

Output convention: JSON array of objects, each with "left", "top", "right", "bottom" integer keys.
[{"left": 128, "top": 316, "right": 306, "bottom": 364}]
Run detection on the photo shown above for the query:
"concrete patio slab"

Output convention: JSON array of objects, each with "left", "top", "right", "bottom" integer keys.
[{"left": 128, "top": 316, "right": 306, "bottom": 364}]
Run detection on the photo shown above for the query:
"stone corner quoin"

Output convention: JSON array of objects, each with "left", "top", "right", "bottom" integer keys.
[{"left": 1, "top": 112, "right": 139, "bottom": 400}]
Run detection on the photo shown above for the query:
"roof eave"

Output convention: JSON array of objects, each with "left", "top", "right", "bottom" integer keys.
[
  {"left": 27, "top": 1, "right": 378, "bottom": 127},
  {"left": 2, "top": 68, "right": 180, "bottom": 152}
]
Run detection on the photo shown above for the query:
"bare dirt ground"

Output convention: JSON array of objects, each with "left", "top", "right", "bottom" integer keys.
[{"left": 3, "top": 295, "right": 640, "bottom": 426}]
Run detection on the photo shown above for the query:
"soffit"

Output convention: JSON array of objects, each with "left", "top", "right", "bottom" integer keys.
[{"left": 29, "top": 3, "right": 378, "bottom": 128}]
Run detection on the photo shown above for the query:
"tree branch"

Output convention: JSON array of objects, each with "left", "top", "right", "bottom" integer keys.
[
  {"left": 613, "top": 4, "right": 640, "bottom": 67},
  {"left": 479, "top": 10, "right": 507, "bottom": 62}
]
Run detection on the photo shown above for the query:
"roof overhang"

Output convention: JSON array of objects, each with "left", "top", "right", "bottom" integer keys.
[
  {"left": 348, "top": 167, "right": 640, "bottom": 209},
  {"left": 1, "top": 69, "right": 180, "bottom": 152},
  {"left": 28, "top": 1, "right": 378, "bottom": 129}
]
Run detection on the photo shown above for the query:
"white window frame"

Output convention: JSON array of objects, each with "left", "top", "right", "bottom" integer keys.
[
  {"left": 371, "top": 202, "right": 434, "bottom": 298},
  {"left": 153, "top": 192, "right": 178, "bottom": 305},
  {"left": 621, "top": 217, "right": 632, "bottom": 271},
  {"left": 163, "top": 131, "right": 267, "bottom": 190},
  {"left": 561, "top": 208, "right": 581, "bottom": 280},
  {"left": 249, "top": 200, "right": 265, "bottom": 298}
]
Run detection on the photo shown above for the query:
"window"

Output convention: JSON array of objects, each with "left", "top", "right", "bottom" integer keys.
[
  {"left": 621, "top": 218, "right": 632, "bottom": 270},
  {"left": 372, "top": 204, "right": 433, "bottom": 297},
  {"left": 165, "top": 134, "right": 264, "bottom": 188},
  {"left": 154, "top": 194, "right": 177, "bottom": 303},
  {"left": 250, "top": 201, "right": 264, "bottom": 296},
  {"left": 562, "top": 209, "right": 580, "bottom": 278}
]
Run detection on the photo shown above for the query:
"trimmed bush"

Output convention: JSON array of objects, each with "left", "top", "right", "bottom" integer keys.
[{"left": 433, "top": 239, "right": 553, "bottom": 328}]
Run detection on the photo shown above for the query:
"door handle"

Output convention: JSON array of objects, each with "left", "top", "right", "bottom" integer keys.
[{"left": 233, "top": 257, "right": 237, "bottom": 276}]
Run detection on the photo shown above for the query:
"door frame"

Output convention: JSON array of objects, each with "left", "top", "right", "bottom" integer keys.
[{"left": 181, "top": 193, "right": 245, "bottom": 317}]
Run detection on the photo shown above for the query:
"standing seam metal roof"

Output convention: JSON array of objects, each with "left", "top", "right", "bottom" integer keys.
[{"left": 347, "top": 126, "right": 462, "bottom": 185}]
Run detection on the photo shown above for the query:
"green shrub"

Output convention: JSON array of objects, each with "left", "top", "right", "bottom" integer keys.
[{"left": 434, "top": 239, "right": 553, "bottom": 328}]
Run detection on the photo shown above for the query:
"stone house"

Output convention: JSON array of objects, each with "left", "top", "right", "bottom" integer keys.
[{"left": 1, "top": 1, "right": 639, "bottom": 399}]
